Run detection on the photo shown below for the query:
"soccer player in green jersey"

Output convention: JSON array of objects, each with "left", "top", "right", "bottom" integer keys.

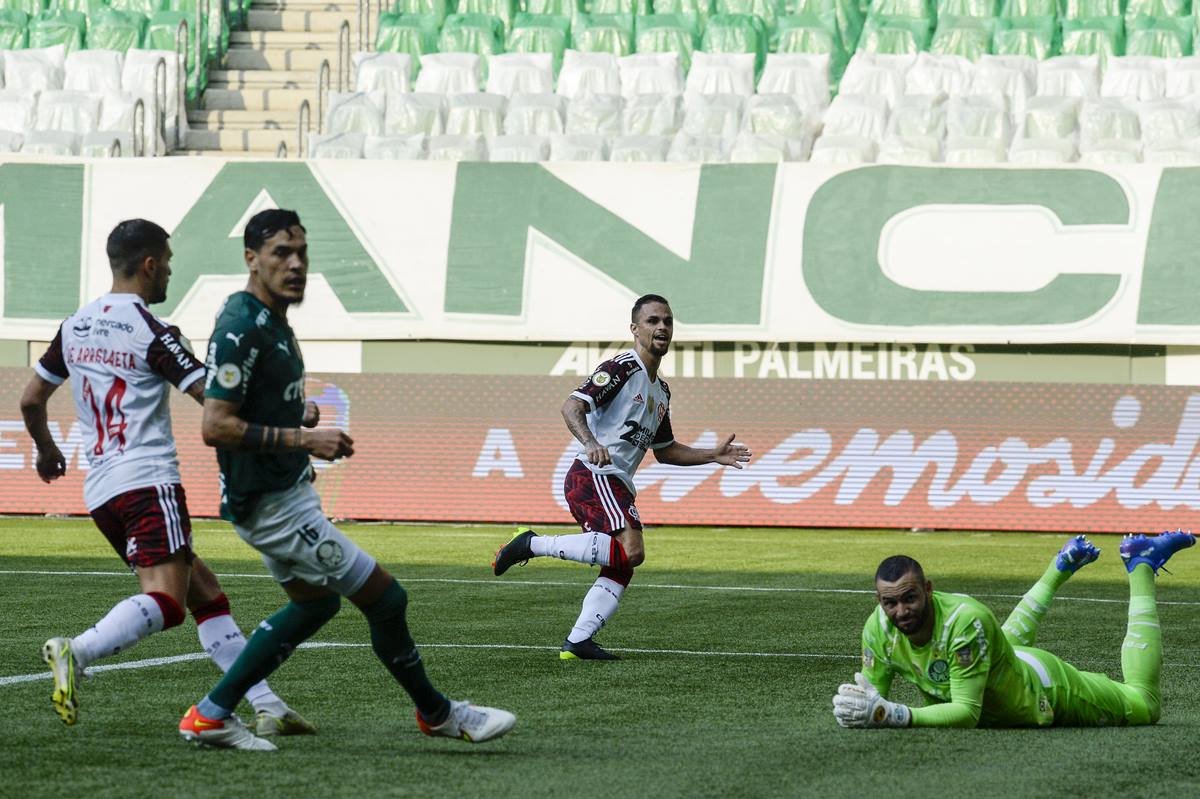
[
  {"left": 832, "top": 530, "right": 1194, "bottom": 729},
  {"left": 177, "top": 209, "right": 515, "bottom": 750}
]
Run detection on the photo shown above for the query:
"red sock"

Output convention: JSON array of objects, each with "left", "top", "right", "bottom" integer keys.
[
  {"left": 146, "top": 591, "right": 185, "bottom": 630},
  {"left": 191, "top": 592, "right": 232, "bottom": 624}
]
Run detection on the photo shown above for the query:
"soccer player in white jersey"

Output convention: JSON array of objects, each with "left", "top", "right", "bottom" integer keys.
[
  {"left": 492, "top": 294, "right": 752, "bottom": 660},
  {"left": 20, "top": 219, "right": 311, "bottom": 741}
]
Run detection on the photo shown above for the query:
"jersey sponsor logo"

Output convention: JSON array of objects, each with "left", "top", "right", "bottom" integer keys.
[
  {"left": 619, "top": 420, "right": 655, "bottom": 451},
  {"left": 158, "top": 332, "right": 195, "bottom": 371},
  {"left": 284, "top": 376, "right": 305, "bottom": 403},
  {"left": 590, "top": 370, "right": 612, "bottom": 387},
  {"left": 928, "top": 659, "right": 949, "bottom": 683},
  {"left": 215, "top": 363, "right": 242, "bottom": 389},
  {"left": 95, "top": 318, "right": 134, "bottom": 334},
  {"left": 241, "top": 347, "right": 259, "bottom": 386},
  {"left": 72, "top": 317, "right": 92, "bottom": 335}
]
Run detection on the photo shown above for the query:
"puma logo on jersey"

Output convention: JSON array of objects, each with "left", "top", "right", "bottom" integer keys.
[{"left": 225, "top": 332, "right": 244, "bottom": 346}]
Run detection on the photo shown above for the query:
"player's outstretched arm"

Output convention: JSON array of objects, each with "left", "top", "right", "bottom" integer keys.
[
  {"left": 653, "top": 434, "right": 752, "bottom": 468},
  {"left": 562, "top": 396, "right": 610, "bottom": 466},
  {"left": 832, "top": 673, "right": 911, "bottom": 728},
  {"left": 201, "top": 397, "right": 353, "bottom": 461},
  {"left": 19, "top": 375, "right": 66, "bottom": 483}
]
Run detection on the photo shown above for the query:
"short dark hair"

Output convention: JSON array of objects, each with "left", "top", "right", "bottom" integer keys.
[
  {"left": 631, "top": 293, "right": 670, "bottom": 323},
  {"left": 107, "top": 219, "right": 169, "bottom": 279},
  {"left": 875, "top": 555, "right": 925, "bottom": 584},
  {"left": 244, "top": 208, "right": 305, "bottom": 252}
]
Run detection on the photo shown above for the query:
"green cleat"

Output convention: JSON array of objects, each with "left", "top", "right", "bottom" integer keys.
[
  {"left": 41, "top": 637, "right": 82, "bottom": 726},
  {"left": 255, "top": 705, "right": 318, "bottom": 737}
]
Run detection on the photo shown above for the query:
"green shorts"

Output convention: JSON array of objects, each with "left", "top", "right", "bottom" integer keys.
[{"left": 1015, "top": 646, "right": 1151, "bottom": 727}]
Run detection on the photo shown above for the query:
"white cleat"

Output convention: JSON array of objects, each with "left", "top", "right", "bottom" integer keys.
[
  {"left": 41, "top": 637, "right": 83, "bottom": 726},
  {"left": 255, "top": 705, "right": 318, "bottom": 737},
  {"left": 416, "top": 699, "right": 516, "bottom": 743},
  {"left": 179, "top": 705, "right": 278, "bottom": 751}
]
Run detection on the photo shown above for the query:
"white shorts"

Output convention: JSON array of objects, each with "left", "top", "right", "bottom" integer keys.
[{"left": 233, "top": 480, "right": 375, "bottom": 596}]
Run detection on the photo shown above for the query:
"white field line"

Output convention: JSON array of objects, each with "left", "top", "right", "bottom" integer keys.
[
  {"left": 0, "top": 641, "right": 856, "bottom": 687},
  {"left": 3, "top": 569, "right": 1200, "bottom": 606}
]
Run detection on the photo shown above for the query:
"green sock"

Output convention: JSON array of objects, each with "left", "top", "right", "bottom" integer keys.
[
  {"left": 1001, "top": 561, "right": 1070, "bottom": 646},
  {"left": 362, "top": 580, "right": 448, "bottom": 722},
  {"left": 207, "top": 595, "right": 340, "bottom": 712},
  {"left": 1121, "top": 564, "right": 1162, "bottom": 722}
]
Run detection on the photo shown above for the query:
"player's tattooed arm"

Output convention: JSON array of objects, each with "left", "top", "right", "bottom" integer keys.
[
  {"left": 185, "top": 379, "right": 205, "bottom": 405},
  {"left": 202, "top": 397, "right": 354, "bottom": 461},
  {"left": 562, "top": 396, "right": 611, "bottom": 466},
  {"left": 19, "top": 375, "right": 67, "bottom": 482}
]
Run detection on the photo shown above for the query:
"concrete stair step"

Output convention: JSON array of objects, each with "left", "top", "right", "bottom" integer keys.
[
  {"left": 245, "top": 9, "right": 358, "bottom": 32},
  {"left": 250, "top": 0, "right": 359, "bottom": 10},
  {"left": 231, "top": 30, "right": 347, "bottom": 47},
  {"left": 209, "top": 69, "right": 319, "bottom": 89},
  {"left": 187, "top": 128, "right": 308, "bottom": 151},
  {"left": 188, "top": 109, "right": 307, "bottom": 129},
  {"left": 223, "top": 48, "right": 340, "bottom": 70},
  {"left": 202, "top": 87, "right": 317, "bottom": 111},
  {"left": 170, "top": 148, "right": 291, "bottom": 158}
]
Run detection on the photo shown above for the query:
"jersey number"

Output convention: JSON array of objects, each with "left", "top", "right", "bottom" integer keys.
[{"left": 83, "top": 376, "right": 128, "bottom": 455}]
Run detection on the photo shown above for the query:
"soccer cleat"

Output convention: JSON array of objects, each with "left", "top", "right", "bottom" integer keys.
[
  {"left": 179, "top": 705, "right": 278, "bottom": 751},
  {"left": 560, "top": 637, "right": 620, "bottom": 661},
  {"left": 41, "top": 637, "right": 82, "bottom": 726},
  {"left": 1055, "top": 534, "right": 1101, "bottom": 573},
  {"left": 1120, "top": 529, "right": 1196, "bottom": 574},
  {"left": 255, "top": 705, "right": 318, "bottom": 737},
  {"left": 492, "top": 527, "right": 537, "bottom": 576},
  {"left": 416, "top": 699, "right": 516, "bottom": 743}
]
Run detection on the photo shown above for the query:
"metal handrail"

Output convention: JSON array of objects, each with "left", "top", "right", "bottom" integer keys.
[
  {"left": 337, "top": 20, "right": 351, "bottom": 93},
  {"left": 194, "top": 4, "right": 203, "bottom": 108},
  {"left": 356, "top": 0, "right": 364, "bottom": 51},
  {"left": 317, "top": 59, "right": 331, "bottom": 134},
  {"left": 109, "top": 138, "right": 122, "bottom": 158},
  {"left": 174, "top": 19, "right": 188, "bottom": 150},
  {"left": 297, "top": 99, "right": 311, "bottom": 159},
  {"left": 151, "top": 57, "right": 166, "bottom": 156},
  {"left": 132, "top": 97, "right": 145, "bottom": 157},
  {"left": 276, "top": 140, "right": 288, "bottom": 158}
]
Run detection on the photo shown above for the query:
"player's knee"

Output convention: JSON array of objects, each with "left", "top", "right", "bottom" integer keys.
[
  {"left": 297, "top": 593, "right": 342, "bottom": 625},
  {"left": 362, "top": 579, "right": 408, "bottom": 625}
]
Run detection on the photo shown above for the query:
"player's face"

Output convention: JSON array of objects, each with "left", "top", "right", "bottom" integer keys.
[
  {"left": 875, "top": 572, "right": 933, "bottom": 639},
  {"left": 147, "top": 244, "right": 172, "bottom": 304},
  {"left": 631, "top": 302, "right": 673, "bottom": 358},
  {"left": 248, "top": 226, "right": 308, "bottom": 308}
]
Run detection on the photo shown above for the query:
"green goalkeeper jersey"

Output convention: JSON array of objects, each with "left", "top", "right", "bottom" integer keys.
[{"left": 860, "top": 591, "right": 1055, "bottom": 728}]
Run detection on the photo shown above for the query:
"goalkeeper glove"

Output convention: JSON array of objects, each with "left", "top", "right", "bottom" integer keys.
[{"left": 832, "top": 672, "right": 911, "bottom": 728}]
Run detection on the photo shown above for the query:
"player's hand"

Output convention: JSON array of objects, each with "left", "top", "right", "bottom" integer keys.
[
  {"left": 302, "top": 400, "right": 320, "bottom": 428},
  {"left": 712, "top": 434, "right": 751, "bottom": 469},
  {"left": 302, "top": 428, "right": 354, "bottom": 461},
  {"left": 584, "top": 441, "right": 612, "bottom": 467},
  {"left": 832, "top": 673, "right": 911, "bottom": 728},
  {"left": 35, "top": 445, "right": 67, "bottom": 483}
]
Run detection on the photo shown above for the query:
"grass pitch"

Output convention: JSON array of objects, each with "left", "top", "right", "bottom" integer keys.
[{"left": 3, "top": 518, "right": 1200, "bottom": 798}]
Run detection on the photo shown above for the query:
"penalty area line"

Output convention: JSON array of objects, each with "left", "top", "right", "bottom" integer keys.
[{"left": 4, "top": 569, "right": 1200, "bottom": 606}]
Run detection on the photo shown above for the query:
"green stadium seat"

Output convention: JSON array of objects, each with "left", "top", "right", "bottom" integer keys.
[
  {"left": 459, "top": 0, "right": 518, "bottom": 33},
  {"left": 439, "top": 13, "right": 506, "bottom": 58},
  {"left": 506, "top": 13, "right": 570, "bottom": 71},
  {"left": 1123, "top": 0, "right": 1187, "bottom": 21},
  {"left": 54, "top": 0, "right": 105, "bottom": 14},
  {"left": 86, "top": 8, "right": 145, "bottom": 51},
  {"left": 147, "top": 10, "right": 205, "bottom": 97},
  {"left": 29, "top": 10, "right": 86, "bottom": 53},
  {"left": 776, "top": 14, "right": 849, "bottom": 80},
  {"left": 993, "top": 15, "right": 1059, "bottom": 57},
  {"left": 393, "top": 0, "right": 454, "bottom": 26},
  {"left": 375, "top": 13, "right": 439, "bottom": 77},
  {"left": 1060, "top": 16, "right": 1124, "bottom": 60},
  {"left": 526, "top": 0, "right": 584, "bottom": 17},
  {"left": 0, "top": 8, "right": 28, "bottom": 48},
  {"left": 109, "top": 0, "right": 166, "bottom": 18},
  {"left": 589, "top": 0, "right": 652, "bottom": 14},
  {"left": 167, "top": 0, "right": 224, "bottom": 60},
  {"left": 931, "top": 15, "right": 995, "bottom": 58},
  {"left": 715, "top": 0, "right": 783, "bottom": 43},
  {"left": 653, "top": 0, "right": 714, "bottom": 36},
  {"left": 868, "top": 0, "right": 935, "bottom": 21},
  {"left": 789, "top": 0, "right": 862, "bottom": 53},
  {"left": 573, "top": 12, "right": 634, "bottom": 54},
  {"left": 635, "top": 14, "right": 696, "bottom": 70},
  {"left": 1126, "top": 14, "right": 1191, "bottom": 56},
  {"left": 1059, "top": 0, "right": 1121, "bottom": 19},
  {"left": 998, "top": 0, "right": 1056, "bottom": 16},
  {"left": 936, "top": 0, "right": 997, "bottom": 16},
  {"left": 857, "top": 14, "right": 932, "bottom": 53},
  {"left": 702, "top": 13, "right": 767, "bottom": 73},
  {"left": 0, "top": 0, "right": 43, "bottom": 17}
]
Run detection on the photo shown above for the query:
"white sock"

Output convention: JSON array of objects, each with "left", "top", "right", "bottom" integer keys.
[
  {"left": 196, "top": 614, "right": 282, "bottom": 711},
  {"left": 531, "top": 532, "right": 621, "bottom": 567},
  {"left": 71, "top": 594, "right": 164, "bottom": 667},
  {"left": 567, "top": 577, "right": 625, "bottom": 644}
]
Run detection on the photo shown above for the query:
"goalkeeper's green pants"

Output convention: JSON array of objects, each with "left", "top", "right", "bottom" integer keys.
[{"left": 1004, "top": 564, "right": 1161, "bottom": 727}]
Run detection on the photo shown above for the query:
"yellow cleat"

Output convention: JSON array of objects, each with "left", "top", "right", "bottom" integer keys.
[
  {"left": 41, "top": 637, "right": 81, "bottom": 726},
  {"left": 255, "top": 706, "right": 318, "bottom": 737}
]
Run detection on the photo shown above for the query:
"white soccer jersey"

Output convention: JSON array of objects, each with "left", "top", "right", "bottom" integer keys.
[
  {"left": 570, "top": 349, "right": 674, "bottom": 492},
  {"left": 35, "top": 292, "right": 205, "bottom": 510}
]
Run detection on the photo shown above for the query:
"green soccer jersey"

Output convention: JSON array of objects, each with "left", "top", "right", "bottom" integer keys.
[
  {"left": 204, "top": 291, "right": 310, "bottom": 522},
  {"left": 860, "top": 591, "right": 1055, "bottom": 728}
]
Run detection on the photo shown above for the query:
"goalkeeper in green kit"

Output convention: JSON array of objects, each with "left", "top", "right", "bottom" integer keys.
[{"left": 832, "top": 531, "right": 1194, "bottom": 729}]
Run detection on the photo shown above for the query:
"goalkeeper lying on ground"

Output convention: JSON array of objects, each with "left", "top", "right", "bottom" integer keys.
[{"left": 832, "top": 531, "right": 1195, "bottom": 728}]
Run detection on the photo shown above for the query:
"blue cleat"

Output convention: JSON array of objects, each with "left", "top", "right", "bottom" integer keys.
[
  {"left": 1119, "top": 529, "right": 1196, "bottom": 574},
  {"left": 1055, "top": 535, "right": 1101, "bottom": 573}
]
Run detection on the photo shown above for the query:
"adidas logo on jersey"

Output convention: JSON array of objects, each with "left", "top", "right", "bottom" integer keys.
[{"left": 632, "top": 393, "right": 644, "bottom": 405}]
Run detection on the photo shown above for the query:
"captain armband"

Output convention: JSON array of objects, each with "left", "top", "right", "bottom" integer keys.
[{"left": 243, "top": 423, "right": 302, "bottom": 452}]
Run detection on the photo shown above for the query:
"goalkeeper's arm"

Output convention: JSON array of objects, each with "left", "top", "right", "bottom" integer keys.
[
  {"left": 833, "top": 672, "right": 986, "bottom": 729},
  {"left": 908, "top": 672, "right": 985, "bottom": 728}
]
